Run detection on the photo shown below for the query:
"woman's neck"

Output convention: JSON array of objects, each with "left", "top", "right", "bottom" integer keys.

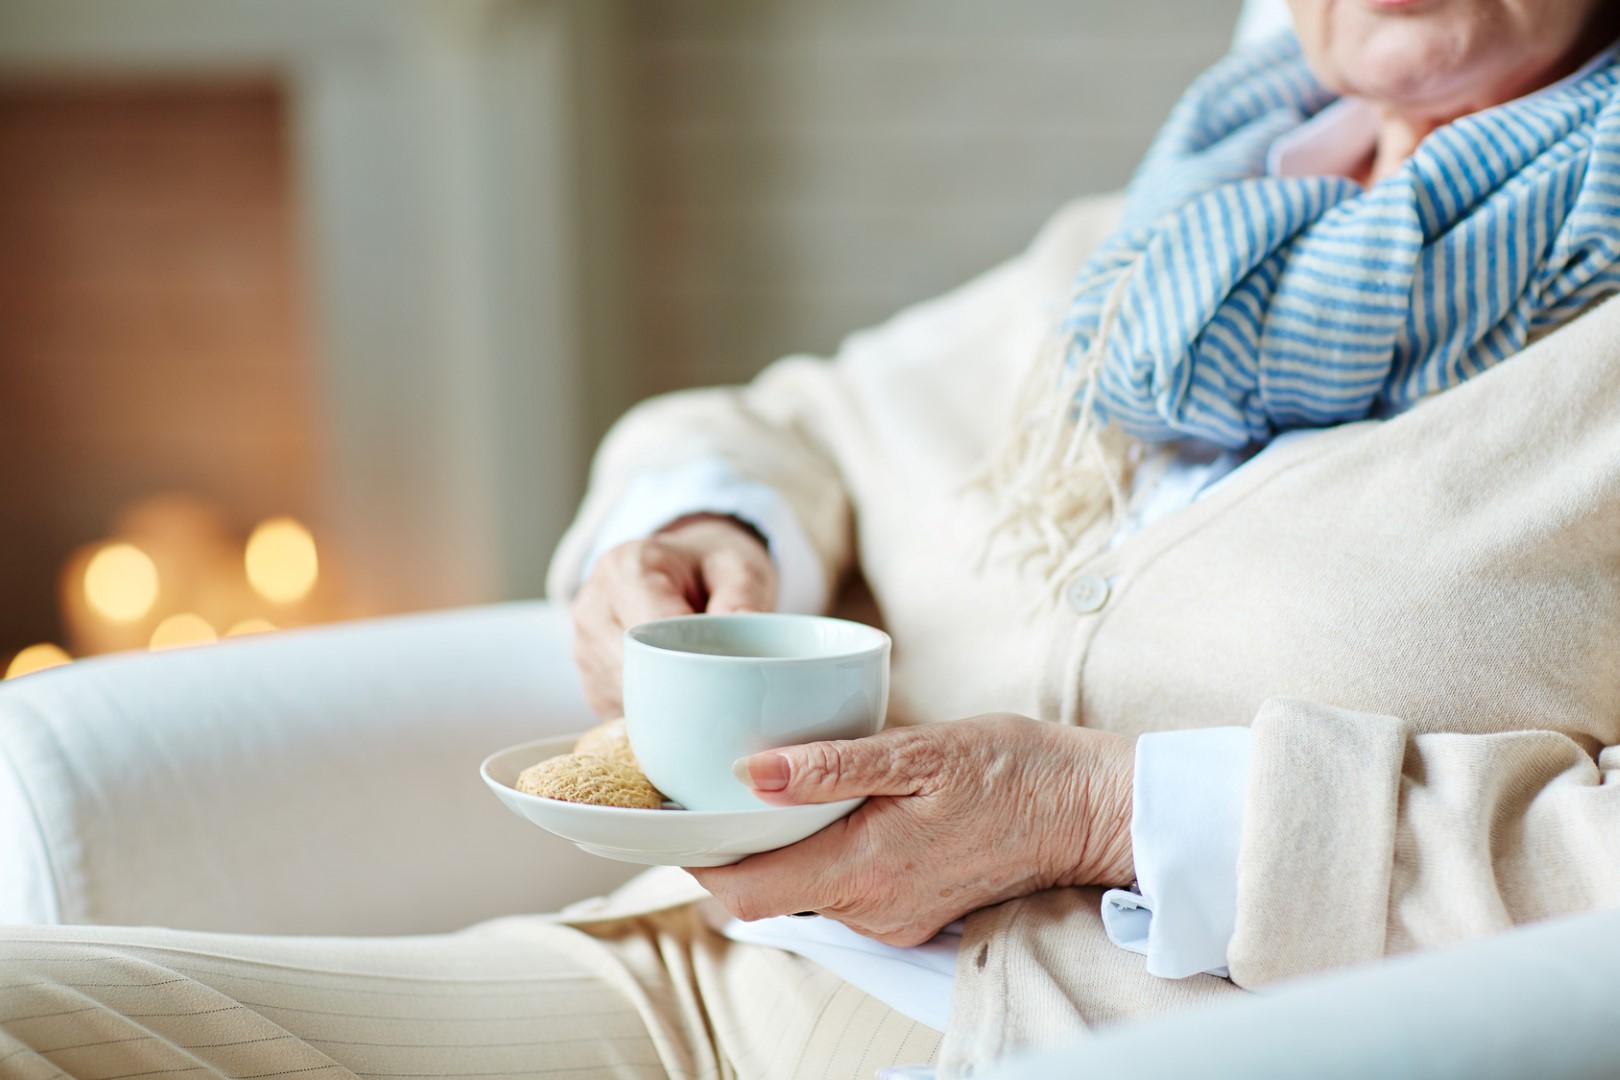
[
  {"left": 1354, "top": 13, "right": 1620, "bottom": 187},
  {"left": 1354, "top": 111, "right": 1435, "bottom": 187}
]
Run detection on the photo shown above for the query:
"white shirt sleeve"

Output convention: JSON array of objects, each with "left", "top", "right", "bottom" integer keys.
[
  {"left": 1100, "top": 727, "right": 1252, "bottom": 979},
  {"left": 579, "top": 458, "right": 828, "bottom": 615}
]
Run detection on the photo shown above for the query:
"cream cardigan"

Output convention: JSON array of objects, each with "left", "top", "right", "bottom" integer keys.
[{"left": 547, "top": 193, "right": 1620, "bottom": 1077}]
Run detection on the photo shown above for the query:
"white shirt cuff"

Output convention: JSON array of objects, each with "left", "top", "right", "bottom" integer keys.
[
  {"left": 580, "top": 458, "right": 827, "bottom": 615},
  {"left": 1101, "top": 727, "right": 1251, "bottom": 979}
]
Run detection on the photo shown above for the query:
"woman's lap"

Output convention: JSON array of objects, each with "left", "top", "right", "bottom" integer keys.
[{"left": 0, "top": 905, "right": 940, "bottom": 1079}]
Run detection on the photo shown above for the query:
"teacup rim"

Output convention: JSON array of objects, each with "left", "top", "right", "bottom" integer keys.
[{"left": 624, "top": 612, "right": 890, "bottom": 664}]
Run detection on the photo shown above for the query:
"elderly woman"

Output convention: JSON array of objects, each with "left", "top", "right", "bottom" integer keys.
[{"left": 6, "top": 0, "right": 1620, "bottom": 1077}]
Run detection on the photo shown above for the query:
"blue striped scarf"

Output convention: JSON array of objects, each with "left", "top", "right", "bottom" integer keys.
[{"left": 1072, "top": 33, "right": 1620, "bottom": 447}]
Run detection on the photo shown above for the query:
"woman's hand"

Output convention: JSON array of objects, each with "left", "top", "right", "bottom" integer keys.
[
  {"left": 570, "top": 514, "right": 777, "bottom": 716},
  {"left": 688, "top": 714, "right": 1135, "bottom": 947}
]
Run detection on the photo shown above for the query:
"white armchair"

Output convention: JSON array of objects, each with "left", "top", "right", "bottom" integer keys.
[{"left": 0, "top": 602, "right": 639, "bottom": 935}]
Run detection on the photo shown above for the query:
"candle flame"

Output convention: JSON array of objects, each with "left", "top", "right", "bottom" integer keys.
[
  {"left": 245, "top": 517, "right": 318, "bottom": 605},
  {"left": 84, "top": 542, "right": 160, "bottom": 623},
  {"left": 5, "top": 643, "right": 72, "bottom": 679},
  {"left": 149, "top": 613, "right": 219, "bottom": 651}
]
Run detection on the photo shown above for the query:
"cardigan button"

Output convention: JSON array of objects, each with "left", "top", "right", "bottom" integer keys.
[{"left": 1064, "top": 573, "right": 1110, "bottom": 614}]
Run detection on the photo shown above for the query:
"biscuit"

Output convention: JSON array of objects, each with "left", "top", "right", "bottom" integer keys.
[
  {"left": 573, "top": 717, "right": 637, "bottom": 766},
  {"left": 516, "top": 752, "right": 665, "bottom": 809}
]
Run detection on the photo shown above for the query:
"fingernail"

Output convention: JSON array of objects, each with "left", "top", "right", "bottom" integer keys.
[{"left": 732, "top": 752, "right": 789, "bottom": 792}]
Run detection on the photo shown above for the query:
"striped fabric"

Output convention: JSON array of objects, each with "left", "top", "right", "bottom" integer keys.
[
  {"left": 1070, "top": 33, "right": 1620, "bottom": 447},
  {"left": 0, "top": 911, "right": 943, "bottom": 1079}
]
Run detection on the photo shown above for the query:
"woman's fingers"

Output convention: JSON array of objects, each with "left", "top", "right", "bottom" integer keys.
[
  {"left": 689, "top": 817, "right": 856, "bottom": 922},
  {"left": 655, "top": 515, "right": 777, "bottom": 614},
  {"left": 608, "top": 562, "right": 697, "bottom": 629},
  {"left": 693, "top": 717, "right": 1139, "bottom": 948},
  {"left": 569, "top": 587, "right": 623, "bottom": 716},
  {"left": 691, "top": 790, "right": 950, "bottom": 945},
  {"left": 701, "top": 546, "right": 776, "bottom": 613},
  {"left": 566, "top": 516, "right": 776, "bottom": 718},
  {"left": 733, "top": 725, "right": 945, "bottom": 805},
  {"left": 696, "top": 729, "right": 956, "bottom": 922},
  {"left": 570, "top": 540, "right": 699, "bottom": 716}
]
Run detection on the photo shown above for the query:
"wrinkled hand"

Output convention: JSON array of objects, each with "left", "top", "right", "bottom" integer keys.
[
  {"left": 571, "top": 514, "right": 777, "bottom": 716},
  {"left": 689, "top": 714, "right": 1135, "bottom": 947}
]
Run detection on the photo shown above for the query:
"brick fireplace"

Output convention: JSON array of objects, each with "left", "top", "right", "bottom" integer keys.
[
  {"left": 0, "top": 78, "right": 329, "bottom": 659},
  {"left": 0, "top": 0, "right": 627, "bottom": 675}
]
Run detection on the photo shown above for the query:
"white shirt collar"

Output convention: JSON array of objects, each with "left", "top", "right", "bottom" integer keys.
[{"left": 1267, "top": 40, "right": 1620, "bottom": 180}]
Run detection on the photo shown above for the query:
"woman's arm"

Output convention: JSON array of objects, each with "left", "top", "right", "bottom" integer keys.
[
  {"left": 687, "top": 693, "right": 1620, "bottom": 985},
  {"left": 1230, "top": 697, "right": 1620, "bottom": 987},
  {"left": 549, "top": 192, "right": 1127, "bottom": 713},
  {"left": 547, "top": 194, "right": 1127, "bottom": 604}
]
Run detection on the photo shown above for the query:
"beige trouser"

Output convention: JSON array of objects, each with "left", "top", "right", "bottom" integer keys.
[{"left": 0, "top": 904, "right": 940, "bottom": 1080}]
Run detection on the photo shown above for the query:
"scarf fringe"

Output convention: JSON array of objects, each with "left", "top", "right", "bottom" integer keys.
[{"left": 971, "top": 262, "right": 1142, "bottom": 603}]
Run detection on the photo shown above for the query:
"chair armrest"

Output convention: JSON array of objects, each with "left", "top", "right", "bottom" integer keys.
[
  {"left": 988, "top": 904, "right": 1620, "bottom": 1079},
  {"left": 0, "top": 602, "right": 640, "bottom": 935}
]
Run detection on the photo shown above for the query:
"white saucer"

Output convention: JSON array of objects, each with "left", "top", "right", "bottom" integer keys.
[{"left": 481, "top": 735, "right": 865, "bottom": 867}]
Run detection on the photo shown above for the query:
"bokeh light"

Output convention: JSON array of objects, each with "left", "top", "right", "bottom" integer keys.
[
  {"left": 149, "top": 613, "right": 219, "bottom": 651},
  {"left": 245, "top": 517, "right": 318, "bottom": 604},
  {"left": 5, "top": 643, "right": 72, "bottom": 679},
  {"left": 224, "top": 618, "right": 278, "bottom": 638},
  {"left": 83, "top": 542, "right": 160, "bottom": 622}
]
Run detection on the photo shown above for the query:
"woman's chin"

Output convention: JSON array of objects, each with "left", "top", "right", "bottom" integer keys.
[{"left": 1322, "top": 18, "right": 1479, "bottom": 111}]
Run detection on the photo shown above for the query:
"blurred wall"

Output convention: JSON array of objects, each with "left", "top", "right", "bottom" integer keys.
[
  {"left": 619, "top": 0, "right": 1244, "bottom": 399},
  {"left": 0, "top": 0, "right": 1247, "bottom": 656}
]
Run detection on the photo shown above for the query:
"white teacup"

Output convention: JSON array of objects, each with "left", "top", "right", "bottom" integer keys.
[{"left": 622, "top": 613, "right": 891, "bottom": 811}]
